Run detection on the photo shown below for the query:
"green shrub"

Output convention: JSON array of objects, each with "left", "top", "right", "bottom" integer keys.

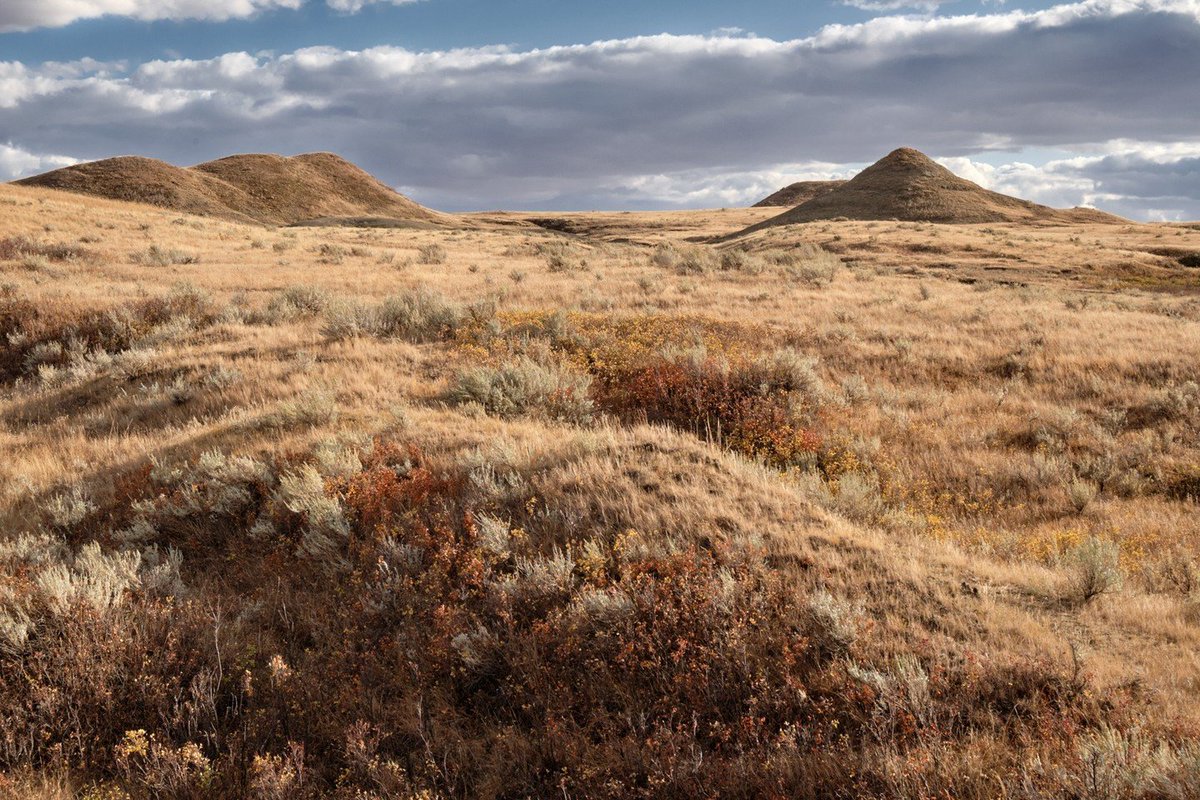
[
  {"left": 1067, "top": 478, "right": 1099, "bottom": 514},
  {"left": 781, "top": 244, "right": 842, "bottom": 286},
  {"left": 718, "top": 249, "right": 766, "bottom": 274},
  {"left": 831, "top": 472, "right": 885, "bottom": 523},
  {"left": 269, "top": 285, "right": 331, "bottom": 318},
  {"left": 313, "top": 243, "right": 348, "bottom": 264},
  {"left": 319, "top": 300, "right": 375, "bottom": 341},
  {"left": 417, "top": 243, "right": 447, "bottom": 265},
  {"left": 650, "top": 242, "right": 680, "bottom": 269},
  {"left": 675, "top": 247, "right": 716, "bottom": 275},
  {"left": 0, "top": 285, "right": 216, "bottom": 382},
  {"left": 1065, "top": 536, "right": 1123, "bottom": 603},
  {"left": 131, "top": 245, "right": 199, "bottom": 266},
  {"left": 374, "top": 287, "right": 464, "bottom": 342},
  {"left": 651, "top": 243, "right": 718, "bottom": 275},
  {"left": 448, "top": 357, "right": 593, "bottom": 423},
  {"left": 0, "top": 236, "right": 90, "bottom": 263}
]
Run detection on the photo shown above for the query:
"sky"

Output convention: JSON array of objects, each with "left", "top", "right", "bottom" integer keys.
[{"left": 1, "top": 0, "right": 1198, "bottom": 219}]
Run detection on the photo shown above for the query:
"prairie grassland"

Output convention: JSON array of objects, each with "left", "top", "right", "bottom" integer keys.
[{"left": 2, "top": 183, "right": 1200, "bottom": 797}]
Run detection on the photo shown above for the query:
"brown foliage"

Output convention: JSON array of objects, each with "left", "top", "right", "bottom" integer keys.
[
  {"left": 0, "top": 236, "right": 91, "bottom": 263},
  {"left": 0, "top": 287, "right": 215, "bottom": 382},
  {"left": 593, "top": 352, "right": 821, "bottom": 468},
  {"left": 0, "top": 441, "right": 1151, "bottom": 798}
]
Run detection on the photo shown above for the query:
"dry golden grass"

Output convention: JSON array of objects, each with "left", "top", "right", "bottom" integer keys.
[{"left": 2, "top": 179, "right": 1200, "bottom": 796}]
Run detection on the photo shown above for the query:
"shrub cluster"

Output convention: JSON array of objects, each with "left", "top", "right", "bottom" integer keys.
[
  {"left": 447, "top": 356, "right": 594, "bottom": 423},
  {"left": 320, "top": 287, "right": 487, "bottom": 343},
  {"left": 416, "top": 242, "right": 447, "bottom": 265},
  {"left": 647, "top": 243, "right": 841, "bottom": 284},
  {"left": 459, "top": 311, "right": 827, "bottom": 467},
  {"left": 0, "top": 284, "right": 216, "bottom": 383},
  {"left": 592, "top": 346, "right": 824, "bottom": 468},
  {"left": 0, "top": 440, "right": 1159, "bottom": 798},
  {"left": 130, "top": 245, "right": 200, "bottom": 266},
  {"left": 0, "top": 236, "right": 91, "bottom": 264}
]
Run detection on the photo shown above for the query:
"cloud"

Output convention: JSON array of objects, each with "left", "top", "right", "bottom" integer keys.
[
  {"left": 0, "top": 142, "right": 77, "bottom": 180},
  {"left": 1046, "top": 146, "right": 1200, "bottom": 221},
  {"left": 0, "top": 0, "right": 303, "bottom": 32},
  {"left": 0, "top": 0, "right": 431, "bottom": 30},
  {"left": 565, "top": 162, "right": 862, "bottom": 212},
  {"left": 558, "top": 145, "right": 1200, "bottom": 218},
  {"left": 936, "top": 157, "right": 1099, "bottom": 210},
  {"left": 841, "top": 0, "right": 954, "bottom": 12},
  {"left": 0, "top": 0, "right": 1198, "bottom": 217},
  {"left": 938, "top": 145, "right": 1200, "bottom": 221},
  {"left": 325, "top": 0, "right": 423, "bottom": 11}
]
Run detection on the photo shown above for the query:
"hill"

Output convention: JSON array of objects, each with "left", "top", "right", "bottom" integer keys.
[
  {"left": 734, "top": 148, "right": 1124, "bottom": 235},
  {"left": 14, "top": 152, "right": 445, "bottom": 226},
  {"left": 752, "top": 179, "right": 846, "bottom": 207}
]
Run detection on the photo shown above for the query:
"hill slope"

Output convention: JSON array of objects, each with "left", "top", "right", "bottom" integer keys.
[
  {"left": 14, "top": 152, "right": 445, "bottom": 226},
  {"left": 12, "top": 156, "right": 257, "bottom": 222},
  {"left": 735, "top": 148, "right": 1123, "bottom": 234},
  {"left": 753, "top": 180, "right": 846, "bottom": 208}
]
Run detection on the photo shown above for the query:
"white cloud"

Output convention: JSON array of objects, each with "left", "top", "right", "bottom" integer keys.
[
  {"left": 938, "top": 145, "right": 1200, "bottom": 220},
  {"left": 0, "top": 0, "right": 303, "bottom": 32},
  {"left": 938, "top": 156, "right": 1100, "bottom": 209},
  {"left": 1, "top": 0, "right": 1199, "bottom": 217},
  {"left": 0, "top": 142, "right": 77, "bottom": 180},
  {"left": 557, "top": 147, "right": 1200, "bottom": 217},
  {"left": 0, "top": 0, "right": 433, "bottom": 30},
  {"left": 598, "top": 163, "right": 861, "bottom": 210},
  {"left": 325, "top": 0, "right": 423, "bottom": 11},
  {"left": 841, "top": 0, "right": 953, "bottom": 12}
]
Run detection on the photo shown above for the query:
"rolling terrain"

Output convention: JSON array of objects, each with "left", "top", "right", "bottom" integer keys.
[
  {"left": 0, "top": 166, "right": 1199, "bottom": 797},
  {"left": 735, "top": 148, "right": 1126, "bottom": 236},
  {"left": 15, "top": 153, "right": 448, "bottom": 227},
  {"left": 753, "top": 179, "right": 847, "bottom": 208}
]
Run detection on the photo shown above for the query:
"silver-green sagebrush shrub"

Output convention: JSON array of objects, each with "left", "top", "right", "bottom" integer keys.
[
  {"left": 277, "top": 464, "right": 351, "bottom": 567},
  {"left": 448, "top": 357, "right": 593, "bottom": 423},
  {"left": 1065, "top": 535, "right": 1124, "bottom": 604},
  {"left": 372, "top": 288, "right": 464, "bottom": 342}
]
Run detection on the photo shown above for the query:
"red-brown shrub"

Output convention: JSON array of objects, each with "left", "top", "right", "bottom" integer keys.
[{"left": 593, "top": 352, "right": 821, "bottom": 467}]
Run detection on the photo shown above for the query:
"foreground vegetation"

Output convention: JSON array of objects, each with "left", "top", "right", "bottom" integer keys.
[{"left": 1, "top": 186, "right": 1200, "bottom": 797}]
